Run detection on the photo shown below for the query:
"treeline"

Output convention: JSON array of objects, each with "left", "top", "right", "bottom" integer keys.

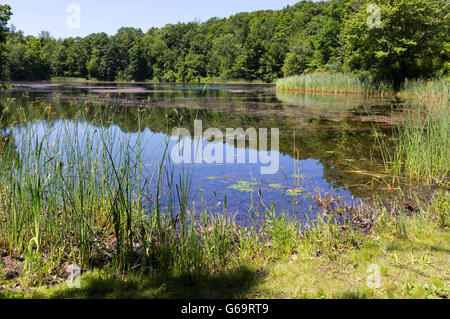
[{"left": 0, "top": 0, "right": 448, "bottom": 84}]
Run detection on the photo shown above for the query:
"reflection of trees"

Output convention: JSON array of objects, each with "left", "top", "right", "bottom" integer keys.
[{"left": 1, "top": 91, "right": 395, "bottom": 199}]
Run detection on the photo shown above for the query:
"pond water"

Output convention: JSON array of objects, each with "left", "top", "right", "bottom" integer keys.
[{"left": 1, "top": 82, "right": 402, "bottom": 223}]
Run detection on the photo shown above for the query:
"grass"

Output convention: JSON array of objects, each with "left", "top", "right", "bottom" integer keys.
[
  {"left": 50, "top": 77, "right": 92, "bottom": 82},
  {"left": 398, "top": 78, "right": 450, "bottom": 105},
  {"left": 276, "top": 74, "right": 449, "bottom": 107},
  {"left": 378, "top": 106, "right": 449, "bottom": 186},
  {"left": 1, "top": 191, "right": 448, "bottom": 299},
  {"left": 276, "top": 73, "right": 394, "bottom": 96}
]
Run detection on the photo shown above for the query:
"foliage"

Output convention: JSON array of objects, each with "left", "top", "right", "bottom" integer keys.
[
  {"left": 0, "top": 3, "right": 11, "bottom": 79},
  {"left": 341, "top": 0, "right": 449, "bottom": 86}
]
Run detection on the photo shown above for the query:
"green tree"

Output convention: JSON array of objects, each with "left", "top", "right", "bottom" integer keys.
[
  {"left": 0, "top": 4, "right": 11, "bottom": 79},
  {"left": 7, "top": 35, "right": 50, "bottom": 80},
  {"left": 282, "top": 35, "right": 314, "bottom": 76},
  {"left": 342, "top": 0, "right": 449, "bottom": 84},
  {"left": 125, "top": 39, "right": 148, "bottom": 81}
]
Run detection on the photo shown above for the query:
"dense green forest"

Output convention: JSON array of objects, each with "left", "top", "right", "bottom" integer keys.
[{"left": 0, "top": 0, "right": 448, "bottom": 84}]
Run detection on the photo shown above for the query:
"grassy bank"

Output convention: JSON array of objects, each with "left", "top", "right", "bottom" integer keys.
[
  {"left": 1, "top": 190, "right": 448, "bottom": 299},
  {"left": 276, "top": 73, "right": 394, "bottom": 96},
  {"left": 398, "top": 78, "right": 449, "bottom": 104},
  {"left": 276, "top": 74, "right": 449, "bottom": 103},
  {"left": 377, "top": 105, "right": 449, "bottom": 186}
]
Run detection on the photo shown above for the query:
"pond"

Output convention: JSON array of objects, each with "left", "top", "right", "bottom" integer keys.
[{"left": 1, "top": 82, "right": 402, "bottom": 224}]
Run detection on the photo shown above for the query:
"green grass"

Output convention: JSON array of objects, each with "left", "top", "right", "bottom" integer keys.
[
  {"left": 2, "top": 191, "right": 448, "bottom": 299},
  {"left": 276, "top": 73, "right": 394, "bottom": 95},
  {"left": 276, "top": 74, "right": 449, "bottom": 106},
  {"left": 378, "top": 106, "right": 449, "bottom": 185},
  {"left": 50, "top": 77, "right": 92, "bottom": 82},
  {"left": 398, "top": 78, "right": 450, "bottom": 105}
]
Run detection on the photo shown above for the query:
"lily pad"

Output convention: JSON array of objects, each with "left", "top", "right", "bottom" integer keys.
[
  {"left": 228, "top": 180, "right": 257, "bottom": 193},
  {"left": 286, "top": 188, "right": 303, "bottom": 196}
]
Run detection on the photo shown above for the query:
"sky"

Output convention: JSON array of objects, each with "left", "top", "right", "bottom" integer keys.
[{"left": 4, "top": 0, "right": 302, "bottom": 39}]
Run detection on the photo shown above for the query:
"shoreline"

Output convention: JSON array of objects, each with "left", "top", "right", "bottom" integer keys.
[{"left": 1, "top": 190, "right": 448, "bottom": 299}]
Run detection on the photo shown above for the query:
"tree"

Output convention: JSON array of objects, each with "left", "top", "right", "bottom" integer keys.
[
  {"left": 51, "top": 38, "right": 88, "bottom": 78},
  {"left": 7, "top": 35, "right": 50, "bottom": 80},
  {"left": 0, "top": 4, "right": 11, "bottom": 79},
  {"left": 342, "top": 0, "right": 449, "bottom": 85},
  {"left": 2, "top": 0, "right": 447, "bottom": 83},
  {"left": 282, "top": 34, "right": 314, "bottom": 76},
  {"left": 125, "top": 39, "right": 148, "bottom": 81}
]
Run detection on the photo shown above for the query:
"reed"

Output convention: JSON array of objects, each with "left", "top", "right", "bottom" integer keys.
[
  {"left": 398, "top": 78, "right": 449, "bottom": 105},
  {"left": 276, "top": 73, "right": 394, "bottom": 96},
  {"left": 379, "top": 107, "right": 449, "bottom": 185}
]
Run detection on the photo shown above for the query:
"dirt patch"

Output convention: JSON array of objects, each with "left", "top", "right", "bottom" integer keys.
[{"left": 1, "top": 255, "right": 23, "bottom": 280}]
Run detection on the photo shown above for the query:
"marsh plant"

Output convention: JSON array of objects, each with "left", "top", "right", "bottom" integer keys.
[
  {"left": 276, "top": 73, "right": 394, "bottom": 95},
  {"left": 398, "top": 78, "right": 450, "bottom": 104},
  {"left": 378, "top": 106, "right": 449, "bottom": 186}
]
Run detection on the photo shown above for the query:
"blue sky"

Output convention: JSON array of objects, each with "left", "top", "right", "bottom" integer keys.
[{"left": 4, "top": 0, "right": 301, "bottom": 38}]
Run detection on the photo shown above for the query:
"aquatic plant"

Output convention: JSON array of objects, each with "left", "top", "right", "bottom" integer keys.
[
  {"left": 379, "top": 106, "right": 449, "bottom": 185},
  {"left": 398, "top": 78, "right": 449, "bottom": 105},
  {"left": 276, "top": 73, "right": 394, "bottom": 96},
  {"left": 228, "top": 180, "right": 257, "bottom": 193}
]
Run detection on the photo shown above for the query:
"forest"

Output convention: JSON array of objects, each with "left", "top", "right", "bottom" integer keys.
[{"left": 0, "top": 0, "right": 448, "bottom": 85}]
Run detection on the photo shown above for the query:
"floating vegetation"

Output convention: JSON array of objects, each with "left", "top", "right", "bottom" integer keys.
[
  {"left": 286, "top": 188, "right": 303, "bottom": 196},
  {"left": 207, "top": 176, "right": 220, "bottom": 180},
  {"left": 228, "top": 180, "right": 257, "bottom": 193},
  {"left": 269, "top": 184, "right": 283, "bottom": 189}
]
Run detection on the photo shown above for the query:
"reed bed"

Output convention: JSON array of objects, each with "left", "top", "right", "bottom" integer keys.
[
  {"left": 0, "top": 116, "right": 250, "bottom": 283},
  {"left": 398, "top": 78, "right": 449, "bottom": 105},
  {"left": 378, "top": 106, "right": 449, "bottom": 185},
  {"left": 276, "top": 73, "right": 394, "bottom": 96}
]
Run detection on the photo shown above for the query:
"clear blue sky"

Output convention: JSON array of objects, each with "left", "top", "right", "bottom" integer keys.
[{"left": 4, "top": 0, "right": 302, "bottom": 38}]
